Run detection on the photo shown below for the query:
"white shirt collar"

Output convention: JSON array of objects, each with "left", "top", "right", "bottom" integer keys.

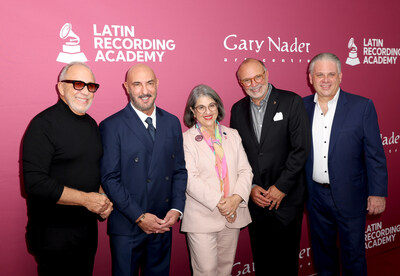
[
  {"left": 130, "top": 102, "right": 157, "bottom": 128},
  {"left": 313, "top": 88, "right": 341, "bottom": 106}
]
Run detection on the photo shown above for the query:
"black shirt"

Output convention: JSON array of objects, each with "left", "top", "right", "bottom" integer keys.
[{"left": 23, "top": 100, "right": 103, "bottom": 227}]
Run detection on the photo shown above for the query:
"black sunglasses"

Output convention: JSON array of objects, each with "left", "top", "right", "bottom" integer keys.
[{"left": 61, "top": 80, "right": 100, "bottom": 93}]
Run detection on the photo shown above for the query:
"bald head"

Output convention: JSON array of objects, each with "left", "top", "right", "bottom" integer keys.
[
  {"left": 236, "top": 58, "right": 267, "bottom": 79},
  {"left": 124, "top": 64, "right": 159, "bottom": 116},
  {"left": 59, "top": 62, "right": 95, "bottom": 82},
  {"left": 126, "top": 64, "right": 156, "bottom": 83}
]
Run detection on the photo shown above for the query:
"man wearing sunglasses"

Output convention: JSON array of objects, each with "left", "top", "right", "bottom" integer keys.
[
  {"left": 230, "top": 58, "right": 310, "bottom": 275},
  {"left": 23, "top": 62, "right": 113, "bottom": 276}
]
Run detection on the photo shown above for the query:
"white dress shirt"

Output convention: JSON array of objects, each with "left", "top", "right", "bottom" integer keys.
[
  {"left": 312, "top": 89, "right": 340, "bottom": 184},
  {"left": 130, "top": 102, "right": 157, "bottom": 129}
]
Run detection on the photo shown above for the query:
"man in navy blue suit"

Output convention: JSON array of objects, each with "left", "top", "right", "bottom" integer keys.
[
  {"left": 304, "top": 52, "right": 388, "bottom": 276},
  {"left": 99, "top": 64, "right": 187, "bottom": 276}
]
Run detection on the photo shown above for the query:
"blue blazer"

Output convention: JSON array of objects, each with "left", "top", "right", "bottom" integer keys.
[
  {"left": 303, "top": 90, "right": 387, "bottom": 218},
  {"left": 99, "top": 104, "right": 187, "bottom": 236}
]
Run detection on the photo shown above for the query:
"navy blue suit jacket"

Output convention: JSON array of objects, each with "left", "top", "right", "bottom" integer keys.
[
  {"left": 303, "top": 90, "right": 387, "bottom": 218},
  {"left": 99, "top": 104, "right": 187, "bottom": 236}
]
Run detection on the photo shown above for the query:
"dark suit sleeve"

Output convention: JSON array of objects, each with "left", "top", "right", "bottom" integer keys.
[
  {"left": 363, "top": 100, "right": 388, "bottom": 197},
  {"left": 99, "top": 120, "right": 143, "bottom": 224},
  {"left": 170, "top": 119, "right": 188, "bottom": 213},
  {"left": 274, "top": 95, "right": 311, "bottom": 194}
]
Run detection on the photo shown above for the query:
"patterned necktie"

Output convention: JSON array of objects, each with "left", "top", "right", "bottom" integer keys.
[{"left": 145, "top": 117, "right": 156, "bottom": 142}]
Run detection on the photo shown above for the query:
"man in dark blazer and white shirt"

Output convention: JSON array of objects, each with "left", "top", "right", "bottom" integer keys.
[
  {"left": 304, "top": 53, "right": 388, "bottom": 276},
  {"left": 99, "top": 64, "right": 187, "bottom": 276},
  {"left": 230, "top": 58, "right": 310, "bottom": 275}
]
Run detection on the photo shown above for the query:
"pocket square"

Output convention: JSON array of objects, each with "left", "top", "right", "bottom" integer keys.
[{"left": 273, "top": 112, "right": 283, "bottom": 121}]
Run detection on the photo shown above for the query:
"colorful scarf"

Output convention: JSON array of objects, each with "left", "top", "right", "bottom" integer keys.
[{"left": 196, "top": 121, "right": 229, "bottom": 197}]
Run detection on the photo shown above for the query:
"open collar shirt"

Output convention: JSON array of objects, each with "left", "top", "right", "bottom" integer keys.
[{"left": 312, "top": 89, "right": 340, "bottom": 184}]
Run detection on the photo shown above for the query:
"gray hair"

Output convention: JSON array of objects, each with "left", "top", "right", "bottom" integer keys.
[
  {"left": 308, "top": 52, "right": 341, "bottom": 74},
  {"left": 58, "top": 62, "right": 95, "bottom": 82},
  {"left": 236, "top": 58, "right": 267, "bottom": 80},
  {"left": 183, "top": 84, "right": 225, "bottom": 128}
]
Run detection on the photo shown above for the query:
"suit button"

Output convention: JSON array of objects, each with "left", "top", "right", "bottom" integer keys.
[
  {"left": 258, "top": 152, "right": 263, "bottom": 157},
  {"left": 147, "top": 179, "right": 151, "bottom": 183},
  {"left": 171, "top": 154, "right": 175, "bottom": 159},
  {"left": 165, "top": 198, "right": 169, "bottom": 203},
  {"left": 165, "top": 176, "right": 169, "bottom": 181},
  {"left": 134, "top": 157, "right": 139, "bottom": 163}
]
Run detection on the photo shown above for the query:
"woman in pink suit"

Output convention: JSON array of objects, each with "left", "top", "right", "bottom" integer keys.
[{"left": 181, "top": 84, "right": 253, "bottom": 276}]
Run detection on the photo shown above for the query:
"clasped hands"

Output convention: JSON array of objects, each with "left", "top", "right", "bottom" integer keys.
[
  {"left": 85, "top": 192, "right": 113, "bottom": 219},
  {"left": 217, "top": 194, "right": 242, "bottom": 223},
  {"left": 136, "top": 210, "right": 181, "bottom": 235},
  {"left": 250, "top": 185, "right": 285, "bottom": 210}
]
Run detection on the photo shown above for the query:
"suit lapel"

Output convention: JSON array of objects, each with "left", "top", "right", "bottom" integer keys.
[
  {"left": 148, "top": 108, "right": 165, "bottom": 172},
  {"left": 304, "top": 96, "right": 316, "bottom": 126},
  {"left": 122, "top": 104, "right": 154, "bottom": 151},
  {"left": 304, "top": 95, "right": 316, "bottom": 167},
  {"left": 241, "top": 97, "right": 259, "bottom": 146},
  {"left": 329, "top": 90, "right": 348, "bottom": 155},
  {"left": 259, "top": 87, "right": 279, "bottom": 147},
  {"left": 189, "top": 127, "right": 216, "bottom": 164}
]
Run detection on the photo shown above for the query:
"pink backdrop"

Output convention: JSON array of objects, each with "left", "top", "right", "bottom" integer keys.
[{"left": 1, "top": 0, "right": 399, "bottom": 275}]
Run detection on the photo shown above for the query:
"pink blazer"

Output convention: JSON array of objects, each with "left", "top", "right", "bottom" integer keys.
[{"left": 181, "top": 125, "right": 253, "bottom": 233}]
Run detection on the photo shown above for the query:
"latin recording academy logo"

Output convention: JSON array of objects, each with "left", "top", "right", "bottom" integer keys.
[
  {"left": 56, "top": 22, "right": 176, "bottom": 64},
  {"left": 56, "top": 23, "right": 88, "bottom": 63},
  {"left": 365, "top": 221, "right": 399, "bottom": 249},
  {"left": 345, "top": 37, "right": 400, "bottom": 66},
  {"left": 223, "top": 34, "right": 312, "bottom": 64}
]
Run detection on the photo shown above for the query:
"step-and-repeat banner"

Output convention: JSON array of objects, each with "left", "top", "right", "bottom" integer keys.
[{"left": 1, "top": 0, "right": 399, "bottom": 275}]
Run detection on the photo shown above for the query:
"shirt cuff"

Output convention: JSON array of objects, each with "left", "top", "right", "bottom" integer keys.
[{"left": 171, "top": 208, "right": 183, "bottom": 220}]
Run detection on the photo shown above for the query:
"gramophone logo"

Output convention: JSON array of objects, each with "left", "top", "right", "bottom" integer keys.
[
  {"left": 56, "top": 23, "right": 88, "bottom": 63},
  {"left": 345, "top": 37, "right": 360, "bottom": 66}
]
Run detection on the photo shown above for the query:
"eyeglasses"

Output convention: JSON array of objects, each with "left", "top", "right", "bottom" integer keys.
[
  {"left": 194, "top": 102, "right": 218, "bottom": 114},
  {"left": 61, "top": 80, "right": 100, "bottom": 93},
  {"left": 240, "top": 71, "right": 265, "bottom": 87}
]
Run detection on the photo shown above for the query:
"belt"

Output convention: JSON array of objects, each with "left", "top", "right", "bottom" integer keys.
[{"left": 314, "top": 181, "right": 330, "bottom": 188}]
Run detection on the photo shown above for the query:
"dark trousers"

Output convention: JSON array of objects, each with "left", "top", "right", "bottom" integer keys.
[
  {"left": 110, "top": 231, "right": 172, "bottom": 276},
  {"left": 248, "top": 205, "right": 304, "bottom": 276},
  {"left": 31, "top": 222, "right": 98, "bottom": 276},
  {"left": 308, "top": 181, "right": 367, "bottom": 276}
]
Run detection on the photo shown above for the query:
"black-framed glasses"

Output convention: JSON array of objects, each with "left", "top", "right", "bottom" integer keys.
[
  {"left": 61, "top": 80, "right": 100, "bottom": 93},
  {"left": 194, "top": 102, "right": 218, "bottom": 114},
  {"left": 240, "top": 70, "right": 265, "bottom": 87}
]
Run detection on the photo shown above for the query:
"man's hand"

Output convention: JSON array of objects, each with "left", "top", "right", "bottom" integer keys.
[
  {"left": 367, "top": 196, "right": 386, "bottom": 215},
  {"left": 84, "top": 192, "right": 112, "bottom": 214},
  {"left": 137, "top": 213, "right": 170, "bottom": 234},
  {"left": 100, "top": 202, "right": 113, "bottom": 219},
  {"left": 159, "top": 210, "right": 181, "bottom": 230},
  {"left": 250, "top": 185, "right": 269, "bottom": 208},
  {"left": 217, "top": 194, "right": 242, "bottom": 218},
  {"left": 264, "top": 185, "right": 286, "bottom": 210}
]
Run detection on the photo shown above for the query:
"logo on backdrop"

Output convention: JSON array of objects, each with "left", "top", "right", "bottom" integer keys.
[
  {"left": 345, "top": 37, "right": 361, "bottom": 66},
  {"left": 56, "top": 23, "right": 88, "bottom": 64},
  {"left": 381, "top": 131, "right": 399, "bottom": 154},
  {"left": 345, "top": 37, "right": 400, "bottom": 65},
  {"left": 365, "top": 221, "right": 399, "bottom": 249},
  {"left": 92, "top": 24, "right": 176, "bottom": 62},
  {"left": 222, "top": 34, "right": 312, "bottom": 64}
]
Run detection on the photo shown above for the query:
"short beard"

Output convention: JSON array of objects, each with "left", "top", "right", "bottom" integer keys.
[{"left": 129, "top": 92, "right": 156, "bottom": 112}]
